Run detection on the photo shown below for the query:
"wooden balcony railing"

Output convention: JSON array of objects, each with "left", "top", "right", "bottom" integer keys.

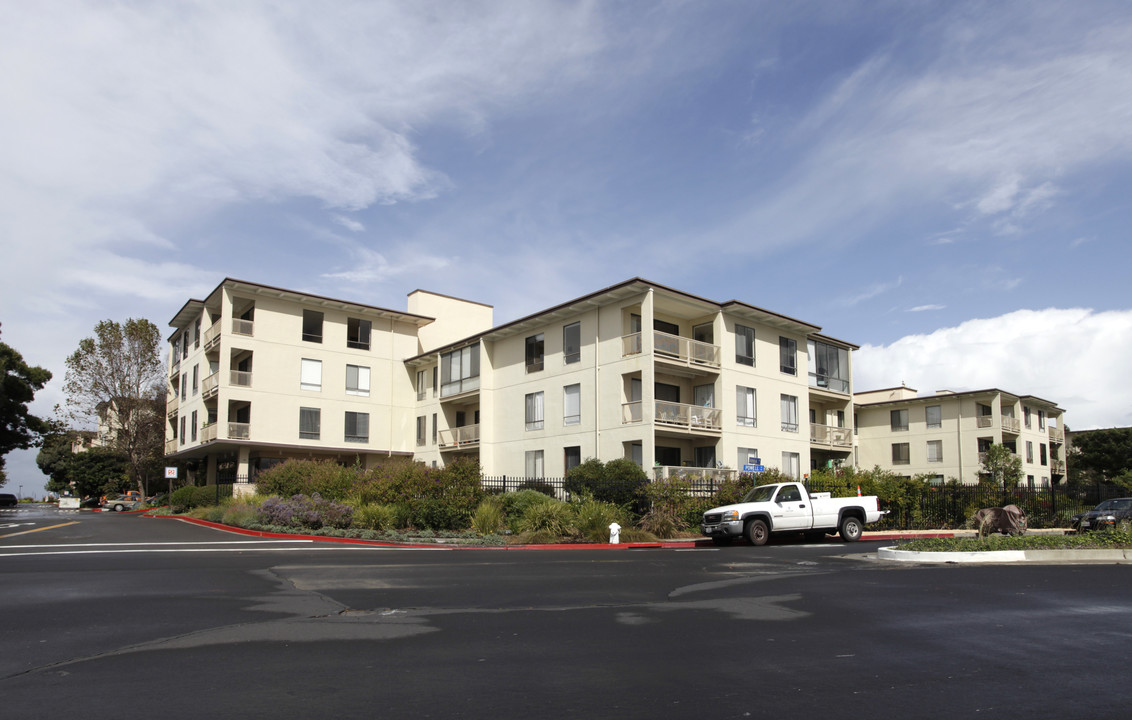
[{"left": 439, "top": 424, "right": 480, "bottom": 449}]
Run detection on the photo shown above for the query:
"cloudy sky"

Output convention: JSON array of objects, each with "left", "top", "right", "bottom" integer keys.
[{"left": 3, "top": 1, "right": 1131, "bottom": 492}]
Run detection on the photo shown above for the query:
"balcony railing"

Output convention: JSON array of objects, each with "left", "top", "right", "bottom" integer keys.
[
  {"left": 202, "top": 372, "right": 219, "bottom": 399},
  {"left": 976, "top": 416, "right": 993, "bottom": 428},
  {"left": 203, "top": 323, "right": 221, "bottom": 351},
  {"left": 655, "top": 401, "right": 722, "bottom": 431},
  {"left": 1001, "top": 417, "right": 1020, "bottom": 433},
  {"left": 201, "top": 422, "right": 218, "bottom": 443},
  {"left": 621, "top": 331, "right": 721, "bottom": 368},
  {"left": 653, "top": 465, "right": 737, "bottom": 491},
  {"left": 808, "top": 372, "right": 850, "bottom": 394},
  {"left": 622, "top": 401, "right": 643, "bottom": 424},
  {"left": 164, "top": 438, "right": 178, "bottom": 454},
  {"left": 230, "top": 369, "right": 252, "bottom": 387},
  {"left": 228, "top": 422, "right": 250, "bottom": 440},
  {"left": 439, "top": 424, "right": 480, "bottom": 449},
  {"left": 1050, "top": 459, "right": 1067, "bottom": 474},
  {"left": 232, "top": 318, "right": 254, "bottom": 336},
  {"left": 810, "top": 423, "right": 853, "bottom": 448},
  {"left": 1049, "top": 426, "right": 1065, "bottom": 443},
  {"left": 166, "top": 397, "right": 178, "bottom": 418}
]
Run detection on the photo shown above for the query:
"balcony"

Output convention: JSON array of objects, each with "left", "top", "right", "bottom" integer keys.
[
  {"left": 808, "top": 372, "right": 850, "bottom": 395},
  {"left": 653, "top": 465, "right": 737, "bottom": 490},
  {"left": 1050, "top": 459, "right": 1067, "bottom": 474},
  {"left": 166, "top": 397, "right": 179, "bottom": 419},
  {"left": 622, "top": 331, "right": 721, "bottom": 370},
  {"left": 810, "top": 423, "right": 852, "bottom": 449},
  {"left": 1049, "top": 426, "right": 1065, "bottom": 443},
  {"left": 228, "top": 422, "right": 250, "bottom": 440},
  {"left": 232, "top": 318, "right": 254, "bottom": 336},
  {"left": 1001, "top": 417, "right": 1020, "bottom": 433},
  {"left": 164, "top": 438, "right": 178, "bottom": 454},
  {"left": 230, "top": 369, "right": 252, "bottom": 387},
  {"left": 203, "top": 323, "right": 221, "bottom": 352},
  {"left": 439, "top": 424, "right": 480, "bottom": 450},
  {"left": 201, "top": 422, "right": 218, "bottom": 443},
  {"left": 202, "top": 372, "right": 219, "bottom": 399},
  {"left": 656, "top": 401, "right": 722, "bottom": 432}
]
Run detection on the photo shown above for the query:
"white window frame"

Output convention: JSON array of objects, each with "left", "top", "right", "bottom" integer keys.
[
  {"left": 736, "top": 386, "right": 756, "bottom": 427},
  {"left": 781, "top": 451, "right": 800, "bottom": 479},
  {"left": 300, "top": 358, "right": 322, "bottom": 391},
  {"left": 780, "top": 394, "right": 798, "bottom": 433},
  {"left": 926, "top": 405, "right": 942, "bottom": 429},
  {"left": 563, "top": 322, "right": 581, "bottom": 364},
  {"left": 300, "top": 407, "right": 320, "bottom": 440},
  {"left": 525, "top": 391, "right": 545, "bottom": 431},
  {"left": 345, "top": 411, "right": 369, "bottom": 443},
  {"left": 525, "top": 450, "right": 545, "bottom": 478},
  {"left": 735, "top": 324, "right": 755, "bottom": 366},
  {"left": 345, "top": 364, "right": 370, "bottom": 397},
  {"left": 927, "top": 440, "right": 943, "bottom": 463},
  {"left": 563, "top": 384, "right": 581, "bottom": 426}
]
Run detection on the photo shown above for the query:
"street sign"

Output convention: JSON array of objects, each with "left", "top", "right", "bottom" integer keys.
[
  {"left": 165, "top": 467, "right": 178, "bottom": 479},
  {"left": 743, "top": 464, "right": 766, "bottom": 473}
]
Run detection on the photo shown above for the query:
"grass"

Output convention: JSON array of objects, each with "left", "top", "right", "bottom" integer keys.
[{"left": 898, "top": 529, "right": 1132, "bottom": 552}]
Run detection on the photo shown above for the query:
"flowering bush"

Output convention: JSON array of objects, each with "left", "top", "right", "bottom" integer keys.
[{"left": 256, "top": 494, "right": 353, "bottom": 530}]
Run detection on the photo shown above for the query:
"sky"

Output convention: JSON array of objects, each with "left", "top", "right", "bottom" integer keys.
[{"left": 3, "top": 0, "right": 1131, "bottom": 494}]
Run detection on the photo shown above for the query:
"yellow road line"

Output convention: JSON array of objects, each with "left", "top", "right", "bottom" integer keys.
[{"left": 0, "top": 521, "right": 79, "bottom": 539}]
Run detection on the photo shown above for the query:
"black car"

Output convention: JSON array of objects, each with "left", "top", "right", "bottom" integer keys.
[
  {"left": 1071, "top": 498, "right": 1132, "bottom": 532},
  {"left": 0, "top": 493, "right": 18, "bottom": 508}
]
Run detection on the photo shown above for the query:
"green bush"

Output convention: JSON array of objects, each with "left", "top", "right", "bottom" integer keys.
[
  {"left": 471, "top": 497, "right": 505, "bottom": 535},
  {"left": 564, "top": 457, "right": 648, "bottom": 509},
  {"left": 501, "top": 489, "right": 557, "bottom": 525},
  {"left": 573, "top": 498, "right": 626, "bottom": 543},
  {"left": 170, "top": 484, "right": 229, "bottom": 511},
  {"left": 352, "top": 503, "right": 396, "bottom": 531},
  {"left": 255, "top": 460, "right": 359, "bottom": 501},
  {"left": 517, "top": 497, "right": 575, "bottom": 536},
  {"left": 351, "top": 457, "right": 484, "bottom": 530}
]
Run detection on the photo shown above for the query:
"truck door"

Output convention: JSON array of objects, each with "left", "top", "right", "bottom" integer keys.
[{"left": 772, "top": 484, "right": 811, "bottom": 530}]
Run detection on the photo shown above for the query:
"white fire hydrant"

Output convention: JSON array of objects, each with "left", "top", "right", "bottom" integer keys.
[{"left": 609, "top": 522, "right": 621, "bottom": 544}]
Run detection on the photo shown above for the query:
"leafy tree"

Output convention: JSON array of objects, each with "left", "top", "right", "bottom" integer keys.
[
  {"left": 564, "top": 457, "right": 648, "bottom": 509},
  {"left": 0, "top": 324, "right": 53, "bottom": 483},
  {"left": 63, "top": 319, "right": 165, "bottom": 494},
  {"left": 37, "top": 428, "right": 79, "bottom": 494},
  {"left": 981, "top": 443, "right": 1023, "bottom": 490},
  {"left": 67, "top": 447, "right": 131, "bottom": 498},
  {"left": 1067, "top": 427, "right": 1132, "bottom": 486}
]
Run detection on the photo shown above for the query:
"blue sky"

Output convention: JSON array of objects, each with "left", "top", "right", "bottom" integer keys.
[{"left": 3, "top": 1, "right": 1132, "bottom": 493}]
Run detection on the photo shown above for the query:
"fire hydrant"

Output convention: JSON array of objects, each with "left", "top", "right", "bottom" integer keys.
[{"left": 608, "top": 522, "right": 621, "bottom": 544}]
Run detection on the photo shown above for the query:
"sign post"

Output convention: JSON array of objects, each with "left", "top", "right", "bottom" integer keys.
[{"left": 165, "top": 466, "right": 178, "bottom": 504}]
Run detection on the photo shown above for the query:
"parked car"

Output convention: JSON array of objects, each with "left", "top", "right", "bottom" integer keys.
[
  {"left": 1071, "top": 498, "right": 1132, "bottom": 532},
  {"left": 0, "top": 493, "right": 18, "bottom": 508}
]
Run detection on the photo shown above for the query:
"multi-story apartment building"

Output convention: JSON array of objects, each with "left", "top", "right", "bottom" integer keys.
[
  {"left": 165, "top": 278, "right": 857, "bottom": 487},
  {"left": 854, "top": 386, "right": 1066, "bottom": 487}
]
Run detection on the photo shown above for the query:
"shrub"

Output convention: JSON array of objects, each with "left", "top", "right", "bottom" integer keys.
[
  {"left": 573, "top": 498, "right": 626, "bottom": 543},
  {"left": 256, "top": 494, "right": 354, "bottom": 530},
  {"left": 352, "top": 457, "right": 484, "bottom": 530},
  {"left": 352, "top": 503, "right": 396, "bottom": 531},
  {"left": 564, "top": 457, "right": 648, "bottom": 510},
  {"left": 517, "top": 497, "right": 576, "bottom": 536},
  {"left": 501, "top": 489, "right": 557, "bottom": 524},
  {"left": 170, "top": 484, "right": 229, "bottom": 511},
  {"left": 471, "top": 497, "right": 505, "bottom": 535},
  {"left": 255, "top": 460, "right": 359, "bottom": 501},
  {"left": 638, "top": 508, "right": 682, "bottom": 538}
]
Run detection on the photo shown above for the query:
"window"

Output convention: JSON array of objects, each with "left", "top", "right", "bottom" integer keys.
[
  {"left": 182, "top": 333, "right": 188, "bottom": 360},
  {"left": 807, "top": 340, "right": 850, "bottom": 393},
  {"left": 525, "top": 391, "right": 545, "bottom": 431},
  {"left": 525, "top": 334, "right": 544, "bottom": 373},
  {"left": 525, "top": 450, "right": 544, "bottom": 478},
  {"left": 345, "top": 364, "right": 370, "bottom": 396},
  {"left": 416, "top": 369, "right": 427, "bottom": 400},
  {"left": 780, "top": 394, "right": 798, "bottom": 432},
  {"left": 1040, "top": 443, "right": 1047, "bottom": 466},
  {"left": 416, "top": 416, "right": 426, "bottom": 446},
  {"left": 1038, "top": 410, "right": 1046, "bottom": 429},
  {"left": 1024, "top": 406, "right": 1031, "bottom": 429},
  {"left": 190, "top": 410, "right": 198, "bottom": 442},
  {"left": 694, "top": 446, "right": 716, "bottom": 468},
  {"left": 181, "top": 373, "right": 187, "bottom": 401},
  {"left": 736, "top": 386, "right": 756, "bottom": 427},
  {"left": 781, "top": 452, "right": 800, "bottom": 479},
  {"left": 738, "top": 447, "right": 759, "bottom": 470},
  {"left": 779, "top": 337, "right": 797, "bottom": 375},
  {"left": 179, "top": 416, "right": 186, "bottom": 445},
  {"left": 927, "top": 440, "right": 943, "bottom": 463},
  {"left": 892, "top": 443, "right": 910, "bottom": 465},
  {"left": 194, "top": 318, "right": 201, "bottom": 349},
  {"left": 300, "top": 359, "right": 322, "bottom": 391},
  {"left": 926, "top": 405, "right": 942, "bottom": 429},
  {"left": 836, "top": 410, "right": 846, "bottom": 427},
  {"left": 192, "top": 364, "right": 199, "bottom": 395},
  {"left": 1026, "top": 441, "right": 1034, "bottom": 463},
  {"left": 299, "top": 407, "right": 320, "bottom": 440},
  {"left": 441, "top": 344, "right": 480, "bottom": 396},
  {"left": 345, "top": 412, "right": 369, "bottom": 443},
  {"left": 563, "top": 384, "right": 581, "bottom": 426},
  {"left": 565, "top": 446, "right": 581, "bottom": 473},
  {"left": 563, "top": 322, "right": 581, "bottom": 364},
  {"left": 346, "top": 318, "right": 371, "bottom": 350},
  {"left": 735, "top": 325, "right": 755, "bottom": 366},
  {"left": 302, "top": 310, "right": 323, "bottom": 343},
  {"left": 432, "top": 413, "right": 437, "bottom": 444},
  {"left": 890, "top": 409, "right": 908, "bottom": 431}
]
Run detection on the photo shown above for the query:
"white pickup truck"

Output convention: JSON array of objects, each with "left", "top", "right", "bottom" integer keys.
[{"left": 700, "top": 482, "right": 884, "bottom": 546}]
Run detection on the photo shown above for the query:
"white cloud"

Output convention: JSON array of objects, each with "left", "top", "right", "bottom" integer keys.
[
  {"left": 908, "top": 304, "right": 945, "bottom": 312},
  {"left": 845, "top": 277, "right": 903, "bottom": 306},
  {"left": 854, "top": 308, "right": 1132, "bottom": 429}
]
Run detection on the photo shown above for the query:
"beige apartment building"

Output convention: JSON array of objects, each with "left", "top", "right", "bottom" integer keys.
[
  {"left": 854, "top": 386, "right": 1066, "bottom": 487},
  {"left": 165, "top": 278, "right": 857, "bottom": 486}
]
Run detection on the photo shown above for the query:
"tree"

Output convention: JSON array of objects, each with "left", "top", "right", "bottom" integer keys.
[
  {"left": 63, "top": 319, "right": 165, "bottom": 494},
  {"left": 1067, "top": 427, "right": 1132, "bottom": 486},
  {"left": 66, "top": 447, "right": 131, "bottom": 498},
  {"left": 0, "top": 323, "right": 53, "bottom": 482},
  {"left": 980, "top": 443, "right": 1023, "bottom": 490}
]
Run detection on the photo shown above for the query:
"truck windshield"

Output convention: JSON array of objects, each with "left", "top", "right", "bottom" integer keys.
[{"left": 741, "top": 485, "right": 777, "bottom": 503}]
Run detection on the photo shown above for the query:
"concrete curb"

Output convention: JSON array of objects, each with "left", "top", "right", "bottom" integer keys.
[{"left": 878, "top": 546, "right": 1132, "bottom": 564}]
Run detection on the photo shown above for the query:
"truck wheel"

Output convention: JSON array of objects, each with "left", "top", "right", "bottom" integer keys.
[
  {"left": 745, "top": 519, "right": 769, "bottom": 546},
  {"left": 711, "top": 537, "right": 732, "bottom": 546},
  {"left": 839, "top": 516, "right": 863, "bottom": 542}
]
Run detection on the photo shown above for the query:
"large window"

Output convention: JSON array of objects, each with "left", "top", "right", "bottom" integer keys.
[
  {"left": 780, "top": 394, "right": 798, "bottom": 433},
  {"left": 416, "top": 416, "right": 426, "bottom": 446},
  {"left": 300, "top": 408, "right": 320, "bottom": 440},
  {"left": 738, "top": 447, "right": 759, "bottom": 470},
  {"left": 890, "top": 409, "right": 908, "bottom": 431},
  {"left": 1040, "top": 443, "right": 1047, "bottom": 466},
  {"left": 564, "top": 446, "right": 581, "bottom": 473},
  {"left": 192, "top": 364, "right": 199, "bottom": 395},
  {"left": 525, "top": 392, "right": 545, "bottom": 431},
  {"left": 441, "top": 344, "right": 480, "bottom": 397},
  {"left": 347, "top": 318, "right": 371, "bottom": 350},
  {"left": 927, "top": 440, "right": 943, "bottom": 463},
  {"left": 302, "top": 310, "right": 323, "bottom": 343},
  {"left": 416, "top": 369, "right": 427, "bottom": 400},
  {"left": 1026, "top": 441, "right": 1034, "bottom": 463},
  {"left": 807, "top": 340, "right": 850, "bottom": 393},
  {"left": 563, "top": 384, "right": 581, "bottom": 426},
  {"left": 525, "top": 334, "right": 545, "bottom": 373},
  {"left": 563, "top": 322, "right": 581, "bottom": 364},
  {"left": 782, "top": 452, "right": 800, "bottom": 479},
  {"left": 735, "top": 325, "right": 755, "bottom": 366},
  {"left": 181, "top": 373, "right": 187, "bottom": 401},
  {"left": 926, "top": 405, "right": 942, "bottom": 429},
  {"left": 345, "top": 412, "right": 369, "bottom": 443},
  {"left": 194, "top": 318, "right": 201, "bottom": 349},
  {"left": 525, "top": 450, "right": 544, "bottom": 478},
  {"left": 345, "top": 364, "right": 370, "bottom": 397},
  {"left": 1038, "top": 410, "right": 1046, "bottom": 429},
  {"left": 179, "top": 416, "right": 185, "bottom": 445},
  {"left": 300, "top": 359, "right": 322, "bottom": 391},
  {"left": 190, "top": 410, "right": 198, "bottom": 442},
  {"left": 892, "top": 443, "right": 910, "bottom": 465},
  {"left": 779, "top": 337, "right": 797, "bottom": 375},
  {"left": 736, "top": 386, "right": 756, "bottom": 427}
]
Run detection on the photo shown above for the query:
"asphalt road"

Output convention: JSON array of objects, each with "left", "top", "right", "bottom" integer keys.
[{"left": 2, "top": 505, "right": 1131, "bottom": 719}]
